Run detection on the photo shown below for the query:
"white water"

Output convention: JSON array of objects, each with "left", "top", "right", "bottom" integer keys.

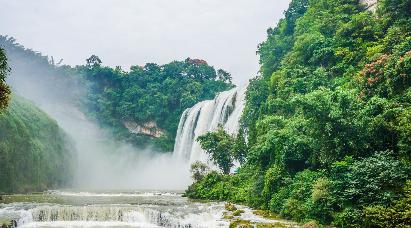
[
  {"left": 0, "top": 190, "right": 229, "bottom": 228},
  {"left": 173, "top": 86, "right": 247, "bottom": 164},
  {"left": 0, "top": 190, "right": 294, "bottom": 228}
]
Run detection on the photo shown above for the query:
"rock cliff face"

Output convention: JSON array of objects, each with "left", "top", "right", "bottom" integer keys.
[
  {"left": 123, "top": 121, "right": 164, "bottom": 138},
  {"left": 361, "top": 0, "right": 378, "bottom": 12}
]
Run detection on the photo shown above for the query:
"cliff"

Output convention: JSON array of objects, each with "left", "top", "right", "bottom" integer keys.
[{"left": 123, "top": 121, "right": 164, "bottom": 138}]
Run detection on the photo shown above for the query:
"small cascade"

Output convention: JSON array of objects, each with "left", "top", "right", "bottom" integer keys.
[
  {"left": 15, "top": 204, "right": 226, "bottom": 227},
  {"left": 18, "top": 205, "right": 162, "bottom": 226},
  {"left": 173, "top": 86, "right": 247, "bottom": 164},
  {"left": 0, "top": 191, "right": 295, "bottom": 228}
]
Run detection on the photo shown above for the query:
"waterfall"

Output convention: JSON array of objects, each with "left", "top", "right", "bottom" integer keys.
[
  {"left": 173, "top": 86, "right": 247, "bottom": 164},
  {"left": 19, "top": 205, "right": 164, "bottom": 226},
  {"left": 15, "top": 204, "right": 227, "bottom": 228}
]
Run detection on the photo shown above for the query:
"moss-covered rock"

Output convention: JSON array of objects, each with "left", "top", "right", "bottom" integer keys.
[
  {"left": 229, "top": 219, "right": 253, "bottom": 228},
  {"left": 233, "top": 209, "right": 245, "bottom": 216},
  {"left": 225, "top": 203, "right": 238, "bottom": 211},
  {"left": 301, "top": 221, "right": 320, "bottom": 228}
]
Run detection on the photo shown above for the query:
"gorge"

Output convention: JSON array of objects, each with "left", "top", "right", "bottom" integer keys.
[{"left": 1, "top": 0, "right": 411, "bottom": 227}]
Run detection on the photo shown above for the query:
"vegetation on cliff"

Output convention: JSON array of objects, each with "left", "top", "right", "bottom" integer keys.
[
  {"left": 0, "top": 36, "right": 232, "bottom": 151},
  {"left": 0, "top": 48, "right": 10, "bottom": 110},
  {"left": 186, "top": 0, "right": 411, "bottom": 226},
  {"left": 77, "top": 56, "right": 233, "bottom": 150},
  {"left": 0, "top": 96, "right": 74, "bottom": 193},
  {"left": 1, "top": 41, "right": 72, "bottom": 193}
]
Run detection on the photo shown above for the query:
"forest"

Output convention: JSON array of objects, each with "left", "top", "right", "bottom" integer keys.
[
  {"left": 77, "top": 55, "right": 232, "bottom": 150},
  {"left": 0, "top": 36, "right": 233, "bottom": 192},
  {"left": 1, "top": 0, "right": 410, "bottom": 226},
  {"left": 0, "top": 95, "right": 73, "bottom": 192},
  {"left": 186, "top": 0, "right": 411, "bottom": 226},
  {"left": 1, "top": 45, "right": 74, "bottom": 193},
  {"left": 0, "top": 36, "right": 232, "bottom": 151}
]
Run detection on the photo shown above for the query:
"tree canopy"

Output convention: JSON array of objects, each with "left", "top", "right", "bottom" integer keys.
[
  {"left": 0, "top": 36, "right": 233, "bottom": 151},
  {"left": 187, "top": 0, "right": 411, "bottom": 226},
  {"left": 76, "top": 57, "right": 233, "bottom": 150},
  {"left": 0, "top": 47, "right": 10, "bottom": 110}
]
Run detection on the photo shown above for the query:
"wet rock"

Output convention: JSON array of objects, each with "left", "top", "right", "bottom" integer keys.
[
  {"left": 225, "top": 203, "right": 237, "bottom": 211},
  {"left": 232, "top": 209, "right": 245, "bottom": 216}
]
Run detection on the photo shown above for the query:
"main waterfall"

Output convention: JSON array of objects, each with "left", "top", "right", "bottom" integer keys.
[{"left": 173, "top": 86, "right": 247, "bottom": 164}]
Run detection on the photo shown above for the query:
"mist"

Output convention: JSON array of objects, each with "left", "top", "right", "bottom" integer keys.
[
  {"left": 0, "top": 0, "right": 291, "bottom": 191},
  {"left": 6, "top": 52, "right": 191, "bottom": 191}
]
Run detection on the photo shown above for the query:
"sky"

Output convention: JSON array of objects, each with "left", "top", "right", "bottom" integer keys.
[{"left": 0, "top": 0, "right": 290, "bottom": 85}]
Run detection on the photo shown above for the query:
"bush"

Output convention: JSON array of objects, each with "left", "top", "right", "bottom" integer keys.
[
  {"left": 363, "top": 181, "right": 411, "bottom": 227},
  {"left": 333, "top": 151, "right": 409, "bottom": 206},
  {"left": 333, "top": 208, "right": 363, "bottom": 228},
  {"left": 190, "top": 161, "right": 210, "bottom": 182}
]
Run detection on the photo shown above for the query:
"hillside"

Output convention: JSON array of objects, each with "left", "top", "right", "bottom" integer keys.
[
  {"left": 186, "top": 0, "right": 411, "bottom": 226},
  {"left": 0, "top": 47, "right": 10, "bottom": 110},
  {"left": 0, "top": 37, "right": 233, "bottom": 151},
  {"left": 0, "top": 96, "right": 74, "bottom": 193},
  {"left": 77, "top": 56, "right": 233, "bottom": 151}
]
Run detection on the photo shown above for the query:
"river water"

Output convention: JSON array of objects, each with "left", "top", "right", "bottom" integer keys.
[{"left": 0, "top": 190, "right": 295, "bottom": 228}]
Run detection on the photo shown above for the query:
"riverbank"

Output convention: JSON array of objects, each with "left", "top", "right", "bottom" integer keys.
[{"left": 222, "top": 203, "right": 298, "bottom": 228}]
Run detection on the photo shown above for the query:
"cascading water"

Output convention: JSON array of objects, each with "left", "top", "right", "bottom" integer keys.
[
  {"left": 18, "top": 205, "right": 218, "bottom": 227},
  {"left": 173, "top": 86, "right": 247, "bottom": 164},
  {"left": 0, "top": 190, "right": 230, "bottom": 228},
  {"left": 0, "top": 190, "right": 294, "bottom": 228}
]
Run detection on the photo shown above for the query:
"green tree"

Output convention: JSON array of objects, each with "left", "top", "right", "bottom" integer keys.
[
  {"left": 363, "top": 181, "right": 411, "bottom": 227},
  {"left": 190, "top": 161, "right": 210, "bottom": 182},
  {"left": 197, "top": 126, "right": 234, "bottom": 174},
  {"left": 185, "top": 0, "right": 411, "bottom": 226},
  {"left": 0, "top": 48, "right": 10, "bottom": 110},
  {"left": 86, "top": 54, "right": 102, "bottom": 68},
  {"left": 77, "top": 57, "right": 232, "bottom": 150},
  {"left": 0, "top": 35, "right": 232, "bottom": 151}
]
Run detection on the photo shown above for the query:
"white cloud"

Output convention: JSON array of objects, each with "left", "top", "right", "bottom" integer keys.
[{"left": 0, "top": 0, "right": 290, "bottom": 85}]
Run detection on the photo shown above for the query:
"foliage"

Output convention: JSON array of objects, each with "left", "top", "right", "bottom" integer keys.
[
  {"left": 0, "top": 48, "right": 10, "bottom": 110},
  {"left": 197, "top": 126, "right": 248, "bottom": 174},
  {"left": 197, "top": 126, "right": 236, "bottom": 174},
  {"left": 363, "top": 181, "right": 411, "bottom": 227},
  {"left": 190, "top": 161, "right": 210, "bottom": 182},
  {"left": 76, "top": 57, "right": 232, "bottom": 151},
  {"left": 185, "top": 171, "right": 230, "bottom": 200},
  {"left": 186, "top": 0, "right": 411, "bottom": 226},
  {"left": 0, "top": 36, "right": 232, "bottom": 151},
  {"left": 0, "top": 96, "right": 74, "bottom": 193},
  {"left": 332, "top": 152, "right": 409, "bottom": 207}
]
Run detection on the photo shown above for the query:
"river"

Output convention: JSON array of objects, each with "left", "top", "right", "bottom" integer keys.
[{"left": 0, "top": 190, "right": 297, "bottom": 228}]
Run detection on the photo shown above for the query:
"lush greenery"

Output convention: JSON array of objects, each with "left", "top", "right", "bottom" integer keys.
[
  {"left": 0, "top": 47, "right": 10, "bottom": 110},
  {"left": 0, "top": 96, "right": 74, "bottom": 193},
  {"left": 0, "top": 36, "right": 232, "bottom": 151},
  {"left": 77, "top": 56, "right": 232, "bottom": 150},
  {"left": 186, "top": 0, "right": 411, "bottom": 226},
  {"left": 197, "top": 126, "right": 247, "bottom": 174}
]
